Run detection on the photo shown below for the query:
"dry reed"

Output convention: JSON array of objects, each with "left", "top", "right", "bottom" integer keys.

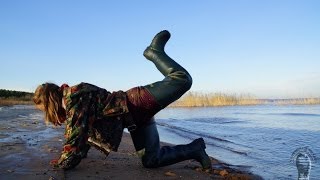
[
  {"left": 275, "top": 98, "right": 320, "bottom": 105},
  {"left": 170, "top": 92, "right": 263, "bottom": 107},
  {"left": 0, "top": 98, "right": 33, "bottom": 106}
]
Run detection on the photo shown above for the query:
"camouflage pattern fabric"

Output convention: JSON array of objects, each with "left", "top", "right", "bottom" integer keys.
[{"left": 57, "top": 82, "right": 128, "bottom": 169}]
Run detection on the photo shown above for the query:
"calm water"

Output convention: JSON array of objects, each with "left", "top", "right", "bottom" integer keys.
[
  {"left": 1, "top": 105, "right": 319, "bottom": 179},
  {"left": 155, "top": 105, "right": 320, "bottom": 179}
]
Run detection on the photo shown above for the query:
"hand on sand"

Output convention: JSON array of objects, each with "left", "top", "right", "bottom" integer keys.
[{"left": 50, "top": 159, "right": 59, "bottom": 168}]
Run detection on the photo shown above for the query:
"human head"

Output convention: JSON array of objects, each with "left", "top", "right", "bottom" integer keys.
[{"left": 33, "top": 83, "right": 66, "bottom": 126}]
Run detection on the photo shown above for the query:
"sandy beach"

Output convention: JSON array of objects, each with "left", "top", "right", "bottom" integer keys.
[{"left": 0, "top": 106, "right": 261, "bottom": 179}]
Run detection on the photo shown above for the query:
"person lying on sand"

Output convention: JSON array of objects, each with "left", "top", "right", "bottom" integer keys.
[{"left": 33, "top": 30, "right": 212, "bottom": 172}]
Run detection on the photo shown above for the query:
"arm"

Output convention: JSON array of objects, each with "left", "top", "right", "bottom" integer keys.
[{"left": 56, "top": 103, "right": 90, "bottom": 170}]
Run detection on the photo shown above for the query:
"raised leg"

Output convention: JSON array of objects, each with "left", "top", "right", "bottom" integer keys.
[{"left": 143, "top": 30, "right": 192, "bottom": 108}]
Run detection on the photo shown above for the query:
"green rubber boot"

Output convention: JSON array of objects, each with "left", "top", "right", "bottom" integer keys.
[{"left": 143, "top": 30, "right": 192, "bottom": 108}]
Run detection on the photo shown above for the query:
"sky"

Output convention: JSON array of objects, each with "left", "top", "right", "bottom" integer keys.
[{"left": 1, "top": 0, "right": 319, "bottom": 99}]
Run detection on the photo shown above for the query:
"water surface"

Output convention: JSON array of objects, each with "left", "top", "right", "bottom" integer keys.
[{"left": 155, "top": 105, "right": 320, "bottom": 179}]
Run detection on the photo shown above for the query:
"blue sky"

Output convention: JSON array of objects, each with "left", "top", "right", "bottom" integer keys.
[{"left": 1, "top": 1, "right": 319, "bottom": 98}]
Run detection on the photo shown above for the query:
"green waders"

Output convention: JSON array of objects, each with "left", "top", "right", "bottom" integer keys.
[{"left": 130, "top": 30, "right": 212, "bottom": 171}]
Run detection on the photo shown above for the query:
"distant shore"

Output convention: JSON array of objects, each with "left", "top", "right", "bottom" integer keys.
[
  {"left": 169, "top": 92, "right": 320, "bottom": 107},
  {"left": 0, "top": 98, "right": 33, "bottom": 106},
  {"left": 1, "top": 89, "right": 319, "bottom": 107},
  {"left": 0, "top": 89, "right": 33, "bottom": 106},
  {"left": 1, "top": 97, "right": 320, "bottom": 107}
]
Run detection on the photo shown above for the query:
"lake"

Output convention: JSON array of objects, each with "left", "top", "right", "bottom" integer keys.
[
  {"left": 1, "top": 105, "right": 319, "bottom": 179},
  {"left": 155, "top": 105, "right": 320, "bottom": 179}
]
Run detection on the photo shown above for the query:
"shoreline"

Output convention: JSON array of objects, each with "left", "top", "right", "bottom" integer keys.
[
  {"left": 0, "top": 105, "right": 262, "bottom": 179},
  {"left": 0, "top": 134, "right": 262, "bottom": 180},
  {"left": 0, "top": 132, "right": 261, "bottom": 180}
]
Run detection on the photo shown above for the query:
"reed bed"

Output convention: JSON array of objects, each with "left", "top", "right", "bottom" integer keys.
[
  {"left": 0, "top": 98, "right": 33, "bottom": 106},
  {"left": 170, "top": 92, "right": 320, "bottom": 107},
  {"left": 170, "top": 92, "right": 263, "bottom": 107},
  {"left": 275, "top": 98, "right": 320, "bottom": 105}
]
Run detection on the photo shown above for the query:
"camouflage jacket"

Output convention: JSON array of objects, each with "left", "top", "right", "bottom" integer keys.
[{"left": 57, "top": 82, "right": 129, "bottom": 169}]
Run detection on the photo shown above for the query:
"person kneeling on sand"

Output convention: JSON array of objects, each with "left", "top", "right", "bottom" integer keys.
[{"left": 33, "top": 30, "right": 212, "bottom": 171}]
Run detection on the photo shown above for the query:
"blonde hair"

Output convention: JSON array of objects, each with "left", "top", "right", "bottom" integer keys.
[{"left": 33, "top": 83, "right": 66, "bottom": 125}]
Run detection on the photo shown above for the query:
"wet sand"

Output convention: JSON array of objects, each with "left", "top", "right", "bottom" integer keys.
[{"left": 0, "top": 106, "right": 261, "bottom": 179}]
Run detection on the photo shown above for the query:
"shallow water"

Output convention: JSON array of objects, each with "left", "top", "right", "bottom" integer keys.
[
  {"left": 155, "top": 105, "right": 320, "bottom": 179},
  {"left": 0, "top": 105, "right": 63, "bottom": 153}
]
